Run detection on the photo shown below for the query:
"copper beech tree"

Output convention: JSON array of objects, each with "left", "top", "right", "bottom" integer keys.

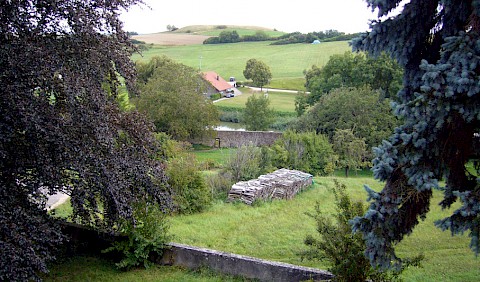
[{"left": 0, "top": 1, "right": 171, "bottom": 280}]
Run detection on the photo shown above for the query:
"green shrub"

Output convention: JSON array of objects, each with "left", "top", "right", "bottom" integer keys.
[
  {"left": 167, "top": 154, "right": 212, "bottom": 214},
  {"left": 156, "top": 133, "right": 212, "bottom": 214},
  {"left": 210, "top": 93, "right": 221, "bottom": 100},
  {"left": 224, "top": 144, "right": 262, "bottom": 182},
  {"left": 205, "top": 171, "right": 235, "bottom": 200},
  {"left": 103, "top": 202, "right": 171, "bottom": 270},
  {"left": 301, "top": 180, "right": 423, "bottom": 281},
  {"left": 219, "top": 108, "right": 243, "bottom": 123},
  {"left": 273, "top": 130, "right": 335, "bottom": 175}
]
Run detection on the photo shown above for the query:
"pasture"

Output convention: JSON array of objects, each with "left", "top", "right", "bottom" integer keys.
[{"left": 131, "top": 40, "right": 351, "bottom": 90}]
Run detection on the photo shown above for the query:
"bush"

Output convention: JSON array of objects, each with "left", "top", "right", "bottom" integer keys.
[
  {"left": 205, "top": 171, "right": 235, "bottom": 200},
  {"left": 210, "top": 93, "right": 221, "bottom": 100},
  {"left": 104, "top": 202, "right": 171, "bottom": 270},
  {"left": 301, "top": 180, "right": 423, "bottom": 281},
  {"left": 167, "top": 154, "right": 212, "bottom": 214},
  {"left": 224, "top": 144, "right": 262, "bottom": 182},
  {"left": 156, "top": 133, "right": 212, "bottom": 214},
  {"left": 218, "top": 108, "right": 243, "bottom": 123},
  {"left": 272, "top": 130, "right": 335, "bottom": 175}
]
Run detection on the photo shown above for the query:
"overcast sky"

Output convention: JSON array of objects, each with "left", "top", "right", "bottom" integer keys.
[{"left": 120, "top": 0, "right": 378, "bottom": 34}]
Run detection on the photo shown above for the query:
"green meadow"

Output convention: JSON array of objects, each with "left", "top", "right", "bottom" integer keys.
[{"left": 132, "top": 41, "right": 350, "bottom": 90}]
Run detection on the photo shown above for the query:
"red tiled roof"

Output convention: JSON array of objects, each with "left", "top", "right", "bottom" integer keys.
[{"left": 203, "top": 71, "right": 232, "bottom": 92}]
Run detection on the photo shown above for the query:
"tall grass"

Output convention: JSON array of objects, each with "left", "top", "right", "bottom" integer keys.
[{"left": 169, "top": 177, "right": 480, "bottom": 281}]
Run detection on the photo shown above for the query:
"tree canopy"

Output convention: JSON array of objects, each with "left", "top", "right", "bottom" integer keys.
[
  {"left": 292, "top": 87, "right": 399, "bottom": 149},
  {"left": 243, "top": 59, "right": 273, "bottom": 90},
  {"left": 134, "top": 56, "right": 219, "bottom": 141},
  {"left": 243, "top": 94, "right": 274, "bottom": 131},
  {"left": 333, "top": 129, "right": 368, "bottom": 177},
  {"left": 0, "top": 1, "right": 171, "bottom": 280},
  {"left": 350, "top": 0, "right": 480, "bottom": 270},
  {"left": 303, "top": 51, "right": 403, "bottom": 105}
]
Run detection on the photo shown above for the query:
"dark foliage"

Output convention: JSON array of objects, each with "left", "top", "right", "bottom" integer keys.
[
  {"left": 0, "top": 1, "right": 171, "bottom": 280},
  {"left": 270, "top": 30, "right": 353, "bottom": 45},
  {"left": 350, "top": 0, "right": 480, "bottom": 270},
  {"left": 203, "top": 30, "right": 241, "bottom": 44}
]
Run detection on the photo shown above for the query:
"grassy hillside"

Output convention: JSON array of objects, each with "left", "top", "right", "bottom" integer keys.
[
  {"left": 132, "top": 41, "right": 350, "bottom": 90},
  {"left": 174, "top": 25, "right": 285, "bottom": 37}
]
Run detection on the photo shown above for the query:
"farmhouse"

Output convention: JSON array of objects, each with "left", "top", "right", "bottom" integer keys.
[{"left": 203, "top": 71, "right": 234, "bottom": 97}]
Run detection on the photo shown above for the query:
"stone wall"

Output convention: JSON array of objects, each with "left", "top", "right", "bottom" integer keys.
[
  {"left": 60, "top": 223, "right": 334, "bottom": 281},
  {"left": 160, "top": 243, "right": 334, "bottom": 282},
  {"left": 193, "top": 130, "right": 282, "bottom": 148}
]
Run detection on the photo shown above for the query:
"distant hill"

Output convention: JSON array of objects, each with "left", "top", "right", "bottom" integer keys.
[
  {"left": 131, "top": 25, "right": 286, "bottom": 46},
  {"left": 173, "top": 25, "right": 284, "bottom": 37}
]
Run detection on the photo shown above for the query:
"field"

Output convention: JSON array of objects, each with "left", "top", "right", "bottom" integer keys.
[
  {"left": 132, "top": 33, "right": 211, "bottom": 45},
  {"left": 132, "top": 40, "right": 350, "bottom": 90}
]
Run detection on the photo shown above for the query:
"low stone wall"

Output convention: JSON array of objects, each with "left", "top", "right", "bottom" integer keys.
[
  {"left": 161, "top": 243, "right": 334, "bottom": 282},
  {"left": 60, "top": 223, "right": 334, "bottom": 281},
  {"left": 193, "top": 130, "right": 282, "bottom": 148}
]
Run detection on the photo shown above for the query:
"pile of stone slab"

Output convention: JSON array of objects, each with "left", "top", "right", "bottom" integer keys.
[{"left": 227, "top": 168, "right": 313, "bottom": 205}]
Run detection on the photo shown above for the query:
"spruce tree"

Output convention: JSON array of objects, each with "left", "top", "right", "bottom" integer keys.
[{"left": 350, "top": 0, "right": 480, "bottom": 269}]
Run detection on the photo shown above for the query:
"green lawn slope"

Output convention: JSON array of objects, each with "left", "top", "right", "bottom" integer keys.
[{"left": 132, "top": 41, "right": 350, "bottom": 90}]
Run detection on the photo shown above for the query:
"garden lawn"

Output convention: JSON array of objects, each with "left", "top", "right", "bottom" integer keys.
[
  {"left": 132, "top": 41, "right": 350, "bottom": 90},
  {"left": 192, "top": 148, "right": 237, "bottom": 168}
]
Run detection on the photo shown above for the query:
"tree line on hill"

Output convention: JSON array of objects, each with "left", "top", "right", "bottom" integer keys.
[{"left": 203, "top": 29, "right": 359, "bottom": 44}]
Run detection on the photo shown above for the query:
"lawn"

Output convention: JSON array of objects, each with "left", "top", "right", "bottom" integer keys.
[
  {"left": 215, "top": 88, "right": 298, "bottom": 114},
  {"left": 192, "top": 147, "right": 237, "bottom": 168},
  {"left": 45, "top": 256, "right": 251, "bottom": 282},
  {"left": 132, "top": 41, "right": 350, "bottom": 90}
]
